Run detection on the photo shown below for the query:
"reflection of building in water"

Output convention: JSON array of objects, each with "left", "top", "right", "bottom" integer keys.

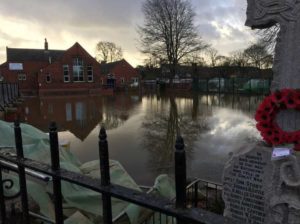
[
  {"left": 18, "top": 94, "right": 142, "bottom": 140},
  {"left": 19, "top": 96, "right": 103, "bottom": 141},
  {"left": 101, "top": 94, "right": 142, "bottom": 130},
  {"left": 75, "top": 102, "right": 87, "bottom": 127},
  {"left": 63, "top": 100, "right": 98, "bottom": 141}
]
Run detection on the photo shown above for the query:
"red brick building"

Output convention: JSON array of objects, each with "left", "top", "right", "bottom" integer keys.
[
  {"left": 100, "top": 59, "right": 139, "bottom": 90},
  {"left": 0, "top": 40, "right": 139, "bottom": 95}
]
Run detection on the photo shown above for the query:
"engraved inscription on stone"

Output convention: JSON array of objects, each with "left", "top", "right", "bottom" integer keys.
[{"left": 223, "top": 146, "right": 272, "bottom": 224}]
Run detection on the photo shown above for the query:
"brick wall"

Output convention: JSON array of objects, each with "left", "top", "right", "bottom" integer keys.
[
  {"left": 0, "top": 61, "right": 48, "bottom": 94},
  {"left": 101, "top": 59, "right": 140, "bottom": 89},
  {"left": 38, "top": 43, "right": 101, "bottom": 93}
]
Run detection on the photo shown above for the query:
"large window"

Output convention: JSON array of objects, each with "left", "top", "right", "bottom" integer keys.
[
  {"left": 73, "top": 58, "right": 84, "bottom": 82},
  {"left": 63, "top": 65, "right": 70, "bottom": 82},
  {"left": 87, "top": 65, "right": 93, "bottom": 82}
]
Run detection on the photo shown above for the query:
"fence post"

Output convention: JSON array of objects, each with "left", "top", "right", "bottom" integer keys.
[
  {"left": 175, "top": 136, "right": 186, "bottom": 224},
  {"left": 175, "top": 136, "right": 187, "bottom": 209},
  {"left": 14, "top": 120, "right": 29, "bottom": 224},
  {"left": 194, "top": 181, "right": 198, "bottom": 208},
  {"left": 49, "top": 122, "right": 64, "bottom": 224},
  {"left": 99, "top": 127, "right": 112, "bottom": 224},
  {"left": 175, "top": 136, "right": 187, "bottom": 208}
]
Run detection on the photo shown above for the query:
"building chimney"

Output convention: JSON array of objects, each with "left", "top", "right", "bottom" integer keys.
[{"left": 44, "top": 38, "right": 48, "bottom": 50}]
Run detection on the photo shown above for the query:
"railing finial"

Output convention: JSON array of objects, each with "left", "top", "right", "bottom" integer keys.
[
  {"left": 99, "top": 126, "right": 107, "bottom": 141},
  {"left": 49, "top": 121, "right": 57, "bottom": 132},
  {"left": 175, "top": 135, "right": 186, "bottom": 210},
  {"left": 14, "top": 119, "right": 20, "bottom": 127},
  {"left": 175, "top": 135, "right": 184, "bottom": 151}
]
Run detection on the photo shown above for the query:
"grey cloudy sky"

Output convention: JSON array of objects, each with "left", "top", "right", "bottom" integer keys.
[{"left": 0, "top": 0, "right": 256, "bottom": 66}]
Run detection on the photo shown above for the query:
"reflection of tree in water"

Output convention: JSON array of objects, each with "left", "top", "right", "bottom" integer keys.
[
  {"left": 101, "top": 94, "right": 141, "bottom": 130},
  {"left": 204, "top": 94, "right": 265, "bottom": 115},
  {"left": 142, "top": 95, "right": 209, "bottom": 178},
  {"left": 101, "top": 112, "right": 127, "bottom": 130},
  {"left": 192, "top": 93, "right": 199, "bottom": 120}
]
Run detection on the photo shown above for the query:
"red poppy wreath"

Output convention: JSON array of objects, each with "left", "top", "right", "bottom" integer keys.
[{"left": 255, "top": 89, "right": 300, "bottom": 151}]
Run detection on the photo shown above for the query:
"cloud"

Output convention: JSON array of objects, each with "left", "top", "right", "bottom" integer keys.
[
  {"left": 0, "top": 0, "right": 143, "bottom": 28},
  {"left": 192, "top": 0, "right": 255, "bottom": 55},
  {"left": 0, "top": 0, "right": 256, "bottom": 66},
  {"left": 198, "top": 23, "right": 221, "bottom": 40}
]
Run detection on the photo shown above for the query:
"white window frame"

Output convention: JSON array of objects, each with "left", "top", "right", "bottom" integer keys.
[
  {"left": 73, "top": 58, "right": 84, "bottom": 82},
  {"left": 63, "top": 65, "right": 70, "bottom": 83},
  {"left": 87, "top": 65, "right": 93, "bottom": 82},
  {"left": 132, "top": 77, "right": 138, "bottom": 83}
]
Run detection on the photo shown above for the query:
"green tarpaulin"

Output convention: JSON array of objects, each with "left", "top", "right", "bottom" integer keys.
[{"left": 0, "top": 120, "right": 175, "bottom": 223}]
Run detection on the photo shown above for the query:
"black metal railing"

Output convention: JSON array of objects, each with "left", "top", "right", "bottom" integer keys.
[
  {"left": 138, "top": 178, "right": 224, "bottom": 224},
  {"left": 186, "top": 179, "right": 224, "bottom": 214},
  {"left": 0, "top": 120, "right": 235, "bottom": 224},
  {"left": 0, "top": 83, "right": 20, "bottom": 111}
]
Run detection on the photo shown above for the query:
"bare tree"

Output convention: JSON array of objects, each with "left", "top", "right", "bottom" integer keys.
[
  {"left": 244, "top": 44, "right": 273, "bottom": 69},
  {"left": 230, "top": 50, "right": 249, "bottom": 67},
  {"left": 95, "top": 41, "right": 123, "bottom": 63},
  {"left": 144, "top": 58, "right": 160, "bottom": 68},
  {"left": 216, "top": 55, "right": 231, "bottom": 67},
  {"left": 138, "top": 0, "right": 208, "bottom": 77},
  {"left": 181, "top": 52, "right": 206, "bottom": 66},
  {"left": 206, "top": 47, "right": 220, "bottom": 67},
  {"left": 256, "top": 25, "right": 280, "bottom": 54}
]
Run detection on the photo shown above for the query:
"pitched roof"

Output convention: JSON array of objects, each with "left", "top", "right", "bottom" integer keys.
[
  {"left": 100, "top": 59, "right": 125, "bottom": 74},
  {"left": 6, "top": 47, "right": 65, "bottom": 62}
]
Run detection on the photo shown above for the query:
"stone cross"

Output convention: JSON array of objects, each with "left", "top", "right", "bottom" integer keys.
[
  {"left": 246, "top": 0, "right": 300, "bottom": 91},
  {"left": 242, "top": 1, "right": 300, "bottom": 223}
]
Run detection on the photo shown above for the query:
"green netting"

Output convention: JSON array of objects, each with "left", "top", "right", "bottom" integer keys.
[
  {"left": 0, "top": 120, "right": 175, "bottom": 224},
  {"left": 124, "top": 175, "right": 176, "bottom": 224}
]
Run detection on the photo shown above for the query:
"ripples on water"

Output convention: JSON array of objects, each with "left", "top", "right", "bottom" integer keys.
[{"left": 17, "top": 93, "right": 263, "bottom": 185}]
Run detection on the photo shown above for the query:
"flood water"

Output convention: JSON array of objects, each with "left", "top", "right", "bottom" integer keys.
[{"left": 17, "top": 92, "right": 263, "bottom": 186}]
